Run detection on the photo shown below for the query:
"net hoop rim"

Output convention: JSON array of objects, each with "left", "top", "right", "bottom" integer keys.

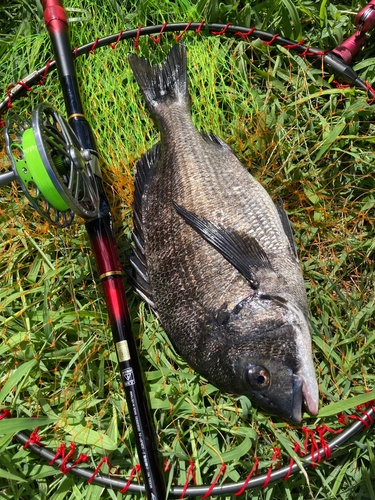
[
  {"left": 5, "top": 407, "right": 373, "bottom": 496},
  {"left": 1, "top": 21, "right": 369, "bottom": 117},
  {"left": 2, "top": 20, "right": 374, "bottom": 496}
]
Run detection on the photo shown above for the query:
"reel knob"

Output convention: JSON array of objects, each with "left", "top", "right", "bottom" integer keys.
[{"left": 3, "top": 103, "right": 99, "bottom": 227}]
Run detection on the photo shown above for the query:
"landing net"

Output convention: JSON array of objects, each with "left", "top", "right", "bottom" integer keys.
[{"left": 0, "top": 10, "right": 374, "bottom": 500}]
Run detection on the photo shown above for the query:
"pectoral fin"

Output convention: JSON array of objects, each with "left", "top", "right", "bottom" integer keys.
[{"left": 174, "top": 202, "right": 275, "bottom": 289}]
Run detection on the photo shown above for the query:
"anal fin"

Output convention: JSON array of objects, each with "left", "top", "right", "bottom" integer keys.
[
  {"left": 129, "top": 142, "right": 161, "bottom": 311},
  {"left": 125, "top": 266, "right": 155, "bottom": 309}
]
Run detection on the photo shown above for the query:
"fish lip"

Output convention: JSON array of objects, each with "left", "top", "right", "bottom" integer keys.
[
  {"left": 291, "top": 374, "right": 303, "bottom": 423},
  {"left": 302, "top": 380, "right": 319, "bottom": 417},
  {"left": 292, "top": 374, "right": 319, "bottom": 423}
]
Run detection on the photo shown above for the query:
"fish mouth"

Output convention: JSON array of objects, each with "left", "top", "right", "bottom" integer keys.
[{"left": 291, "top": 375, "right": 319, "bottom": 423}]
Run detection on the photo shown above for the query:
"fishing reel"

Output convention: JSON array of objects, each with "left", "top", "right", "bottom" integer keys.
[{"left": 1, "top": 103, "right": 99, "bottom": 227}]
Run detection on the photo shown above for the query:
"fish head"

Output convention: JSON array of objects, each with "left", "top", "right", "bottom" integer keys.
[{"left": 225, "top": 294, "right": 319, "bottom": 423}]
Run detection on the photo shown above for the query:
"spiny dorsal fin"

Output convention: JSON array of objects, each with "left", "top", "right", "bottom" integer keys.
[
  {"left": 173, "top": 202, "right": 276, "bottom": 289},
  {"left": 200, "top": 131, "right": 236, "bottom": 155},
  {"left": 275, "top": 198, "right": 298, "bottom": 260}
]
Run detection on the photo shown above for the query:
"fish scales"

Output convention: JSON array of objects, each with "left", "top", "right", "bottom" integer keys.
[{"left": 128, "top": 43, "right": 319, "bottom": 422}]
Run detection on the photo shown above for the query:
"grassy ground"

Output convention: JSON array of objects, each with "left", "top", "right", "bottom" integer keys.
[{"left": 0, "top": 1, "right": 375, "bottom": 499}]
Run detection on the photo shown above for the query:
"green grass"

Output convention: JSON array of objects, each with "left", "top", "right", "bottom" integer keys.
[{"left": 1, "top": 1, "right": 375, "bottom": 499}]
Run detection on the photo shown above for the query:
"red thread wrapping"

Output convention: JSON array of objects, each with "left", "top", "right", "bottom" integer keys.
[
  {"left": 110, "top": 31, "right": 124, "bottom": 49},
  {"left": 134, "top": 26, "right": 142, "bottom": 50},
  {"left": 338, "top": 412, "right": 347, "bottom": 424},
  {"left": 60, "top": 442, "right": 76, "bottom": 473},
  {"left": 0, "top": 409, "right": 11, "bottom": 419},
  {"left": 88, "top": 37, "right": 99, "bottom": 55},
  {"left": 195, "top": 21, "right": 205, "bottom": 33},
  {"left": 234, "top": 27, "right": 256, "bottom": 37},
  {"left": 201, "top": 463, "right": 226, "bottom": 499},
  {"left": 283, "top": 39, "right": 306, "bottom": 49},
  {"left": 49, "top": 443, "right": 65, "bottom": 466},
  {"left": 88, "top": 456, "right": 118, "bottom": 484},
  {"left": 150, "top": 22, "right": 168, "bottom": 43},
  {"left": 179, "top": 460, "right": 196, "bottom": 499},
  {"left": 337, "top": 399, "right": 375, "bottom": 431},
  {"left": 16, "top": 81, "right": 32, "bottom": 92},
  {"left": 299, "top": 46, "right": 311, "bottom": 57},
  {"left": 300, "top": 47, "right": 327, "bottom": 57},
  {"left": 211, "top": 23, "right": 231, "bottom": 35},
  {"left": 261, "top": 34, "right": 280, "bottom": 46},
  {"left": 333, "top": 79, "right": 351, "bottom": 89},
  {"left": 119, "top": 464, "right": 141, "bottom": 493},
  {"left": 68, "top": 453, "right": 88, "bottom": 472},
  {"left": 23, "top": 427, "right": 44, "bottom": 449},
  {"left": 61, "top": 442, "right": 88, "bottom": 474},
  {"left": 303, "top": 48, "right": 327, "bottom": 57},
  {"left": 302, "top": 428, "right": 321, "bottom": 467},
  {"left": 348, "top": 414, "right": 370, "bottom": 428},
  {"left": 356, "top": 398, "right": 375, "bottom": 413},
  {"left": 261, "top": 448, "right": 281, "bottom": 489},
  {"left": 316, "top": 426, "right": 337, "bottom": 460},
  {"left": 73, "top": 46, "right": 78, "bottom": 58},
  {"left": 6, "top": 85, "right": 15, "bottom": 109},
  {"left": 64, "top": 453, "right": 88, "bottom": 473},
  {"left": 364, "top": 81, "right": 375, "bottom": 105},
  {"left": 284, "top": 442, "right": 303, "bottom": 481},
  {"left": 39, "top": 59, "right": 54, "bottom": 85},
  {"left": 175, "top": 22, "right": 193, "bottom": 42},
  {"left": 234, "top": 457, "right": 259, "bottom": 496}
]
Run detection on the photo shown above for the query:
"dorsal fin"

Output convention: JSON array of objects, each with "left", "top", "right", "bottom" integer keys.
[
  {"left": 275, "top": 198, "right": 298, "bottom": 260},
  {"left": 200, "top": 131, "right": 236, "bottom": 155}
]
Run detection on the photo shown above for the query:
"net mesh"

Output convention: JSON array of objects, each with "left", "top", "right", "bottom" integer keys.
[{"left": 0, "top": 10, "right": 375, "bottom": 500}]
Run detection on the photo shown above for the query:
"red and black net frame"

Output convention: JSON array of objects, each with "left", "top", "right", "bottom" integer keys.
[{"left": 1, "top": 0, "right": 375, "bottom": 498}]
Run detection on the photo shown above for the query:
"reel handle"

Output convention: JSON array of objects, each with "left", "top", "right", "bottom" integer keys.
[{"left": 0, "top": 171, "right": 16, "bottom": 187}]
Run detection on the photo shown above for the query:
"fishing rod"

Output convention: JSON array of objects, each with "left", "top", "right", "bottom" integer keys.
[
  {"left": 1, "top": 1, "right": 166, "bottom": 499},
  {"left": 41, "top": 1, "right": 166, "bottom": 498}
]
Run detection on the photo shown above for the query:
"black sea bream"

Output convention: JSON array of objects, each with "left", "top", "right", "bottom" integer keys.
[{"left": 127, "top": 43, "right": 319, "bottom": 422}]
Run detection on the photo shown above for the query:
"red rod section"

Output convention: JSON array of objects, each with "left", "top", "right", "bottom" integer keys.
[{"left": 41, "top": 1, "right": 166, "bottom": 498}]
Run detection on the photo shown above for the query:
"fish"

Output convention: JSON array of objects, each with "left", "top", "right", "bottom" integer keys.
[{"left": 127, "top": 43, "right": 319, "bottom": 423}]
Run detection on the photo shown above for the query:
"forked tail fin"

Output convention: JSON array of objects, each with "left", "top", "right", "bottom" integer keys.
[{"left": 127, "top": 42, "right": 189, "bottom": 119}]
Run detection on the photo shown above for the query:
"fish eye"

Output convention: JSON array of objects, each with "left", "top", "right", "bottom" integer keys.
[{"left": 245, "top": 366, "right": 270, "bottom": 391}]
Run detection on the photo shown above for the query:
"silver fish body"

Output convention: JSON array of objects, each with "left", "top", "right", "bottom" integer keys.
[{"left": 128, "top": 43, "right": 319, "bottom": 422}]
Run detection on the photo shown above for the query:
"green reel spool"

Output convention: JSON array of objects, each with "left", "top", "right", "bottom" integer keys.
[{"left": 2, "top": 103, "right": 99, "bottom": 227}]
